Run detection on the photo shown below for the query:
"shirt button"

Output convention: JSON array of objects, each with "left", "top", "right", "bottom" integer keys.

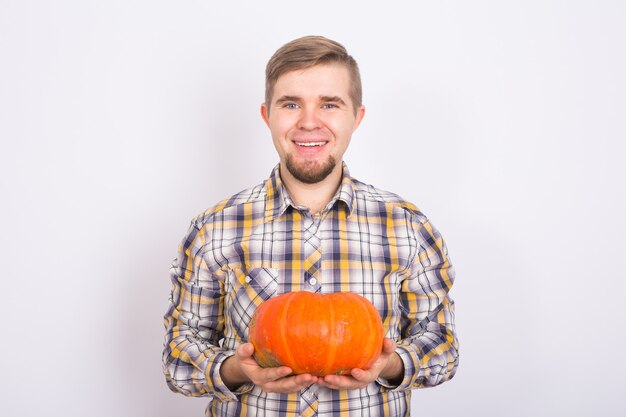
[
  {"left": 245, "top": 276, "right": 252, "bottom": 283},
  {"left": 309, "top": 277, "right": 318, "bottom": 286}
]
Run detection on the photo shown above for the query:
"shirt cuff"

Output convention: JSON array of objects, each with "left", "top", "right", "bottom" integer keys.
[
  {"left": 205, "top": 350, "right": 254, "bottom": 401},
  {"left": 377, "top": 344, "right": 420, "bottom": 391}
]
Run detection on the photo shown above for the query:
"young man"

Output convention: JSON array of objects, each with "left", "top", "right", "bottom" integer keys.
[{"left": 163, "top": 36, "right": 459, "bottom": 416}]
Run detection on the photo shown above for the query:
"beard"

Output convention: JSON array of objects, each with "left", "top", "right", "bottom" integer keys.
[{"left": 285, "top": 154, "right": 337, "bottom": 184}]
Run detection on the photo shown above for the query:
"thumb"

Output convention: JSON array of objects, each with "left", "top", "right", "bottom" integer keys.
[
  {"left": 382, "top": 338, "right": 397, "bottom": 355},
  {"left": 237, "top": 343, "right": 255, "bottom": 358}
]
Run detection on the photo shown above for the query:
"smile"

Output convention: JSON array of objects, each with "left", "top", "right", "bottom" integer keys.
[{"left": 294, "top": 141, "right": 328, "bottom": 147}]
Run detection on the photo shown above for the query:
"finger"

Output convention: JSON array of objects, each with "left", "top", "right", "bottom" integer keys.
[
  {"left": 321, "top": 374, "right": 364, "bottom": 391},
  {"left": 248, "top": 365, "right": 293, "bottom": 384},
  {"left": 294, "top": 373, "right": 318, "bottom": 386},
  {"left": 264, "top": 373, "right": 317, "bottom": 393},
  {"left": 263, "top": 366, "right": 294, "bottom": 381},
  {"left": 350, "top": 368, "right": 369, "bottom": 381},
  {"left": 236, "top": 343, "right": 255, "bottom": 358},
  {"left": 382, "top": 338, "right": 397, "bottom": 354},
  {"left": 321, "top": 374, "right": 342, "bottom": 386}
]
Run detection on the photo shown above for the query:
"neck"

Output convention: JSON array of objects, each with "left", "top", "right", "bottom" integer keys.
[{"left": 280, "top": 163, "right": 343, "bottom": 215}]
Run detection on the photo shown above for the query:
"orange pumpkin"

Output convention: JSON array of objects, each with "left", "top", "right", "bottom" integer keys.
[{"left": 248, "top": 291, "right": 384, "bottom": 376}]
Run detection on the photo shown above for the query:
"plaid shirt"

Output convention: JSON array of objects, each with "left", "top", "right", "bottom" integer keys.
[{"left": 163, "top": 164, "right": 459, "bottom": 417}]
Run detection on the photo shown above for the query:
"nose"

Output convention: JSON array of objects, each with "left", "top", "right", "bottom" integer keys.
[{"left": 296, "top": 107, "right": 322, "bottom": 130}]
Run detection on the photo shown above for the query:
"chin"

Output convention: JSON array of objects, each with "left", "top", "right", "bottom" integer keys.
[{"left": 285, "top": 156, "right": 337, "bottom": 184}]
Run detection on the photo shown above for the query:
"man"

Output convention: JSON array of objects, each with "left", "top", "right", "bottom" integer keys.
[{"left": 163, "top": 35, "right": 459, "bottom": 416}]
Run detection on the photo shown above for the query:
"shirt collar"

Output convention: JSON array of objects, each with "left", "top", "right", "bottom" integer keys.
[{"left": 264, "top": 162, "right": 356, "bottom": 221}]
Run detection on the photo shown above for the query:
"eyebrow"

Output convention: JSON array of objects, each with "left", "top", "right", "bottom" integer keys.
[
  {"left": 319, "top": 96, "right": 347, "bottom": 106},
  {"left": 274, "top": 95, "right": 302, "bottom": 105},
  {"left": 274, "top": 95, "right": 348, "bottom": 106}
]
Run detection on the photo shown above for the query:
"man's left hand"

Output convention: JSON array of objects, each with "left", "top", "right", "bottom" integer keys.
[{"left": 318, "top": 338, "right": 404, "bottom": 390}]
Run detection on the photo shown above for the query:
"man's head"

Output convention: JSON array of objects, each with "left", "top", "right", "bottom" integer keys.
[
  {"left": 261, "top": 36, "right": 365, "bottom": 185},
  {"left": 261, "top": 36, "right": 366, "bottom": 187},
  {"left": 265, "top": 36, "right": 362, "bottom": 115}
]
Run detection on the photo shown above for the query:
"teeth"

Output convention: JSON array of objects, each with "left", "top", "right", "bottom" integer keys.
[{"left": 296, "top": 142, "right": 326, "bottom": 147}]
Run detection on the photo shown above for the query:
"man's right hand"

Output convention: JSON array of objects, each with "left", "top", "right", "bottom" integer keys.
[{"left": 220, "top": 343, "right": 319, "bottom": 393}]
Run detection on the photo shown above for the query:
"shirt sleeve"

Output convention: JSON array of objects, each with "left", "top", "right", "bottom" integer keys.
[
  {"left": 386, "top": 217, "right": 459, "bottom": 390},
  {"left": 162, "top": 221, "right": 253, "bottom": 400}
]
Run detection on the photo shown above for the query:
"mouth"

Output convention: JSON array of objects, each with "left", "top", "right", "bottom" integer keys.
[{"left": 294, "top": 141, "right": 328, "bottom": 148}]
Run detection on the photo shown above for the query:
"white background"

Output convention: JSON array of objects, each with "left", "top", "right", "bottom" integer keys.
[{"left": 1, "top": 1, "right": 625, "bottom": 416}]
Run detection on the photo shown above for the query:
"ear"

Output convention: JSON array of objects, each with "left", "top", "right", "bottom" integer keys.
[
  {"left": 352, "top": 105, "right": 366, "bottom": 131},
  {"left": 260, "top": 102, "right": 270, "bottom": 128}
]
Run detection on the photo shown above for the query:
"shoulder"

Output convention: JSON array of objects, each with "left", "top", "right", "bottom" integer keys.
[
  {"left": 350, "top": 177, "right": 428, "bottom": 223},
  {"left": 190, "top": 180, "right": 268, "bottom": 229}
]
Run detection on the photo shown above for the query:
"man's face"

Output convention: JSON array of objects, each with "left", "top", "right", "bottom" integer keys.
[{"left": 261, "top": 64, "right": 365, "bottom": 185}]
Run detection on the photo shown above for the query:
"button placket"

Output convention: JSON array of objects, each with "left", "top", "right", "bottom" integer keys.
[
  {"left": 300, "top": 212, "right": 321, "bottom": 289},
  {"left": 301, "top": 383, "right": 316, "bottom": 400}
]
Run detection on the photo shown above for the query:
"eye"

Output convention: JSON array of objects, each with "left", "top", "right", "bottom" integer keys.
[
  {"left": 284, "top": 103, "right": 299, "bottom": 109},
  {"left": 322, "top": 103, "right": 338, "bottom": 109}
]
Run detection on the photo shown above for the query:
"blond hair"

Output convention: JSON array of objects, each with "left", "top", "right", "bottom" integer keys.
[{"left": 265, "top": 36, "right": 362, "bottom": 114}]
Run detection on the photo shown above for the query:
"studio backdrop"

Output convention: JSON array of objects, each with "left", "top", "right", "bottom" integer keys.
[{"left": 1, "top": 1, "right": 625, "bottom": 416}]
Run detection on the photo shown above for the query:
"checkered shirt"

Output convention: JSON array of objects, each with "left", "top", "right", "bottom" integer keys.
[{"left": 163, "top": 164, "right": 459, "bottom": 416}]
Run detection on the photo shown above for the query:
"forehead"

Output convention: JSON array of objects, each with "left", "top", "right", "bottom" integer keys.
[{"left": 272, "top": 64, "right": 352, "bottom": 101}]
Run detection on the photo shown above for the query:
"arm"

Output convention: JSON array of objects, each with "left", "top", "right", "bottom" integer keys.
[
  {"left": 162, "top": 221, "right": 242, "bottom": 401},
  {"left": 320, "top": 217, "right": 458, "bottom": 392},
  {"left": 393, "top": 218, "right": 459, "bottom": 389},
  {"left": 220, "top": 343, "right": 319, "bottom": 393},
  {"left": 162, "top": 221, "right": 318, "bottom": 398}
]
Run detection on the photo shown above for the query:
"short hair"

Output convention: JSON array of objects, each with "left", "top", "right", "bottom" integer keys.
[{"left": 265, "top": 35, "right": 362, "bottom": 114}]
